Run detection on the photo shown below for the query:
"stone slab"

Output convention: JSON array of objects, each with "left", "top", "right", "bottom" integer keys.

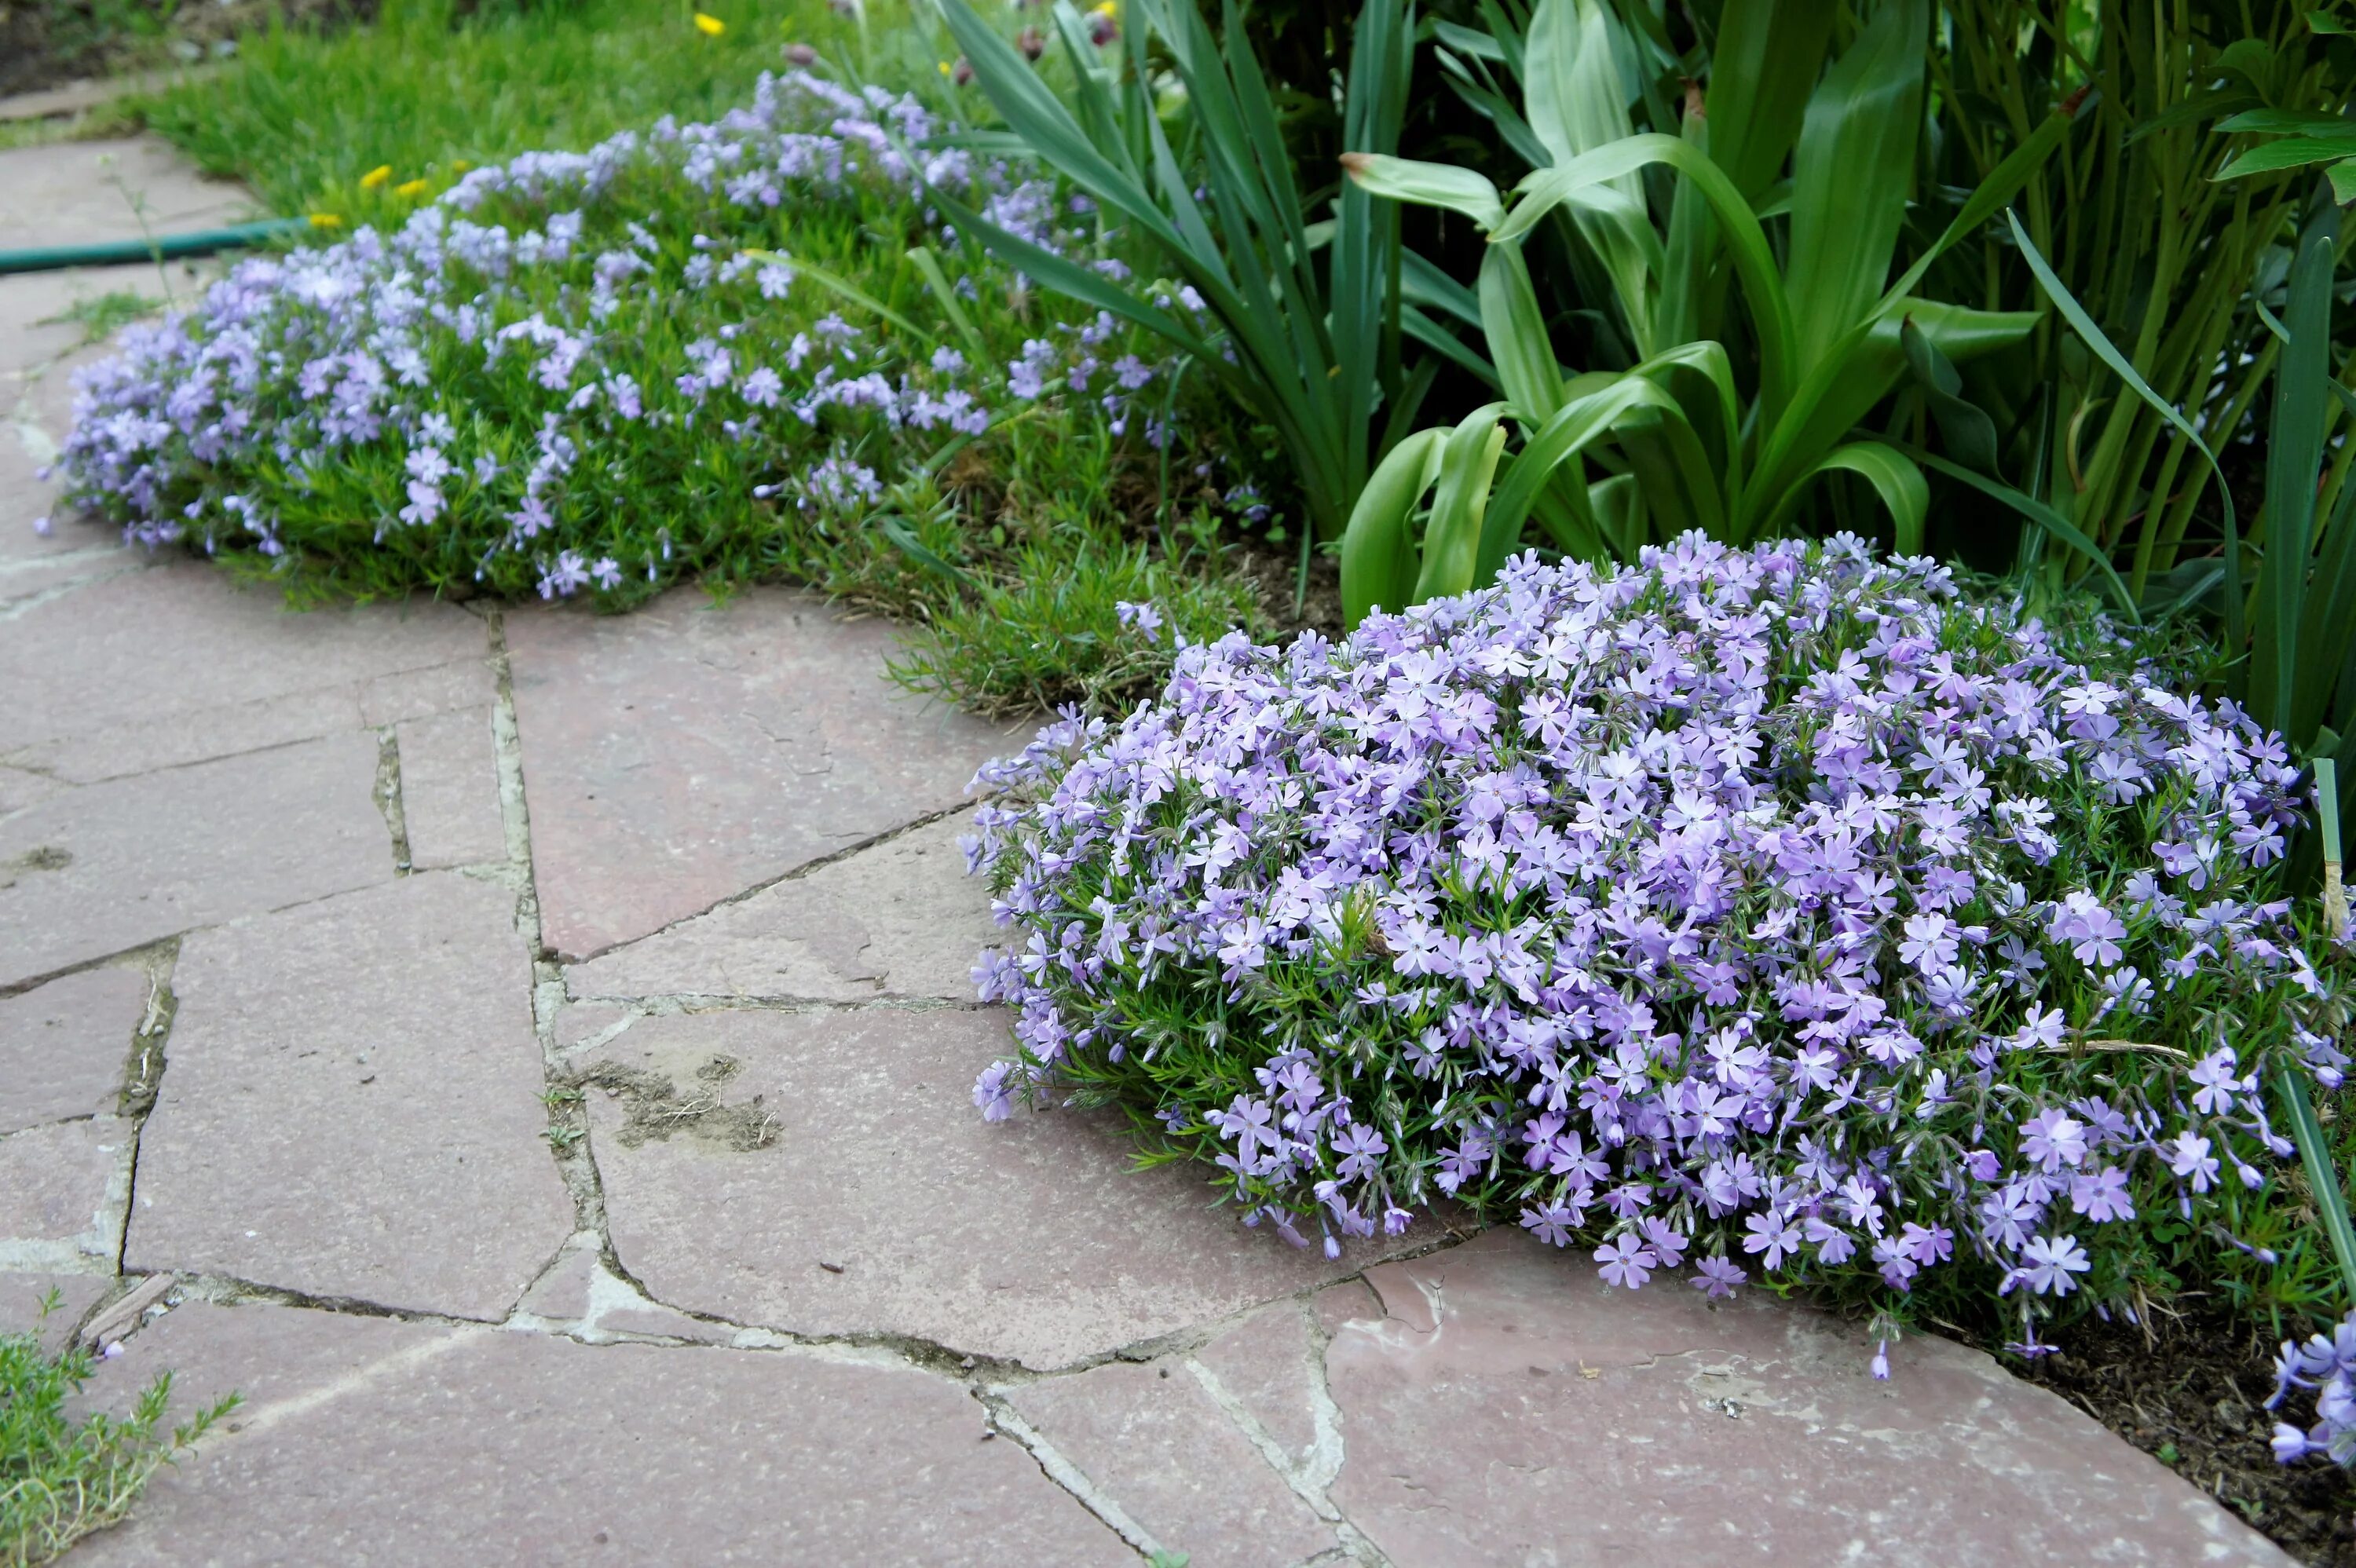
[
  {"left": 0, "top": 962, "right": 144, "bottom": 1132},
  {"left": 1006, "top": 1358, "right": 1337, "bottom": 1566},
  {"left": 1297, "top": 1228, "right": 2291, "bottom": 1568},
  {"left": 71, "top": 1300, "right": 1129, "bottom": 1565},
  {"left": 396, "top": 706, "right": 506, "bottom": 868},
  {"left": 357, "top": 656, "right": 493, "bottom": 728},
  {"left": 1193, "top": 1300, "right": 1325, "bottom": 1469},
  {"left": 0, "top": 731, "right": 393, "bottom": 989},
  {"left": 565, "top": 814, "right": 993, "bottom": 1001},
  {"left": 0, "top": 1271, "right": 113, "bottom": 1349},
  {"left": 0, "top": 1117, "right": 130, "bottom": 1267},
  {"left": 126, "top": 872, "right": 573, "bottom": 1318},
  {"left": 584, "top": 1007, "right": 1451, "bottom": 1369},
  {"left": 0, "top": 137, "right": 252, "bottom": 253},
  {"left": 0, "top": 562, "right": 485, "bottom": 758},
  {"left": 514, "top": 1241, "right": 730, "bottom": 1344},
  {"left": 505, "top": 588, "right": 1025, "bottom": 959}
]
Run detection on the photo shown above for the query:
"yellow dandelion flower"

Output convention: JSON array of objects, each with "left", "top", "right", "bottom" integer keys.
[
  {"left": 394, "top": 177, "right": 430, "bottom": 198},
  {"left": 938, "top": 59, "right": 953, "bottom": 74},
  {"left": 693, "top": 11, "right": 725, "bottom": 34},
  {"left": 1090, "top": 1, "right": 1115, "bottom": 16},
  {"left": 359, "top": 164, "right": 393, "bottom": 189},
  {"left": 309, "top": 212, "right": 343, "bottom": 228},
  {"left": 452, "top": 159, "right": 471, "bottom": 173}
]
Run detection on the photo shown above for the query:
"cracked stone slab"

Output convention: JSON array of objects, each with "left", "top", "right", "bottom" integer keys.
[
  {"left": 0, "top": 138, "right": 253, "bottom": 254},
  {"left": 0, "top": 1117, "right": 131, "bottom": 1268},
  {"left": 0, "top": 1271, "right": 113, "bottom": 1347},
  {"left": 395, "top": 706, "right": 505, "bottom": 868},
  {"left": 71, "top": 1300, "right": 1130, "bottom": 1565},
  {"left": 583, "top": 1007, "right": 1448, "bottom": 1369},
  {"left": 504, "top": 587, "right": 1026, "bottom": 959},
  {"left": 1004, "top": 1357, "right": 1339, "bottom": 1566},
  {"left": 566, "top": 814, "right": 993, "bottom": 1001},
  {"left": 514, "top": 1241, "right": 730, "bottom": 1343},
  {"left": 0, "top": 562, "right": 485, "bottom": 765},
  {"left": 0, "top": 730, "right": 393, "bottom": 990},
  {"left": 1290, "top": 1228, "right": 2291, "bottom": 1567},
  {"left": 126, "top": 872, "right": 573, "bottom": 1319},
  {"left": 0, "top": 962, "right": 144, "bottom": 1133}
]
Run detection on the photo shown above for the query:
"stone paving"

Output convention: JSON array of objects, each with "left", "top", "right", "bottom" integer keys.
[{"left": 0, "top": 133, "right": 2306, "bottom": 1566}]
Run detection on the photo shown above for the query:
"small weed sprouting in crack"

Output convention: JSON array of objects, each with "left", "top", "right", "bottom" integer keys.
[{"left": 0, "top": 1288, "right": 237, "bottom": 1566}]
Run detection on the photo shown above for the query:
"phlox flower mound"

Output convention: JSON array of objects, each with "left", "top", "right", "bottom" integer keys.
[
  {"left": 965, "top": 535, "right": 2350, "bottom": 1348},
  {"left": 48, "top": 68, "right": 1209, "bottom": 602}
]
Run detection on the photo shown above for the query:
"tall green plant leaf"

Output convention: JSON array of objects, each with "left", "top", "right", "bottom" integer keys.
[
  {"left": 2255, "top": 199, "right": 2340, "bottom": 734},
  {"left": 2280, "top": 1066, "right": 2356, "bottom": 1307},
  {"left": 1341, "top": 429, "right": 1447, "bottom": 623},
  {"left": 1784, "top": 0, "right": 1928, "bottom": 378},
  {"left": 2007, "top": 211, "right": 2239, "bottom": 660},
  {"left": 1703, "top": 0, "right": 1835, "bottom": 199}
]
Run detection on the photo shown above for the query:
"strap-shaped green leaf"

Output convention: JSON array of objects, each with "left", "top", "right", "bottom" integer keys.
[
  {"left": 1341, "top": 428, "right": 1447, "bottom": 625},
  {"left": 2278, "top": 1065, "right": 2356, "bottom": 1307},
  {"left": 1497, "top": 134, "right": 1796, "bottom": 418},
  {"left": 1758, "top": 440, "right": 1928, "bottom": 554},
  {"left": 1703, "top": 0, "right": 1835, "bottom": 199},
  {"left": 2008, "top": 211, "right": 2235, "bottom": 663},
  {"left": 1785, "top": 0, "right": 1927, "bottom": 377},
  {"left": 1901, "top": 317, "right": 1999, "bottom": 475},
  {"left": 2255, "top": 200, "right": 2340, "bottom": 737},
  {"left": 1342, "top": 153, "right": 1508, "bottom": 232},
  {"left": 1414, "top": 404, "right": 1512, "bottom": 602},
  {"left": 2219, "top": 133, "right": 2356, "bottom": 181},
  {"left": 1478, "top": 243, "right": 1563, "bottom": 426},
  {"left": 1477, "top": 376, "right": 1685, "bottom": 574},
  {"left": 1901, "top": 443, "right": 2141, "bottom": 620}
]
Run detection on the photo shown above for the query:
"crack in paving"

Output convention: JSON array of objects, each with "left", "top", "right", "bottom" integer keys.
[
  {"left": 971, "top": 1393, "right": 1169, "bottom": 1559},
  {"left": 554, "top": 798, "right": 979, "bottom": 968},
  {"left": 371, "top": 727, "right": 413, "bottom": 875},
  {"left": 113, "top": 941, "right": 179, "bottom": 1273}
]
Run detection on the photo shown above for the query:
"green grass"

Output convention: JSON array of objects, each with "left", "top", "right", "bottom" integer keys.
[
  {"left": 2, "top": 1292, "right": 235, "bottom": 1568},
  {"left": 137, "top": 0, "right": 942, "bottom": 219}
]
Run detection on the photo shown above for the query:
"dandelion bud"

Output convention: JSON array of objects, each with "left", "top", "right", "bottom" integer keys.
[
  {"left": 785, "top": 42, "right": 818, "bottom": 64},
  {"left": 1017, "top": 25, "right": 1044, "bottom": 58},
  {"left": 1087, "top": 9, "right": 1118, "bottom": 45},
  {"left": 953, "top": 55, "right": 975, "bottom": 85}
]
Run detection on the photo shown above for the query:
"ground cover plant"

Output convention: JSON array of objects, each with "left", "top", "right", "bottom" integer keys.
[
  {"left": 968, "top": 535, "right": 2351, "bottom": 1366},
  {"left": 53, "top": 39, "right": 1276, "bottom": 713},
  {"left": 0, "top": 1293, "right": 233, "bottom": 1566}
]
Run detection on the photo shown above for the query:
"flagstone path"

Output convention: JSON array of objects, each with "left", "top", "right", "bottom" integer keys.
[{"left": 0, "top": 130, "right": 2303, "bottom": 1566}]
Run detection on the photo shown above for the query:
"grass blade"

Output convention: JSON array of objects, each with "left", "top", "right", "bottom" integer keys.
[{"left": 1901, "top": 444, "right": 2141, "bottom": 620}]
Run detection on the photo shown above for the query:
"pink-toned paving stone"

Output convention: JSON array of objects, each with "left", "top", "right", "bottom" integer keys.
[
  {"left": 0, "top": 1271, "right": 112, "bottom": 1347},
  {"left": 1253, "top": 1227, "right": 2293, "bottom": 1568},
  {"left": 583, "top": 1006, "right": 1461, "bottom": 1368},
  {"left": 0, "top": 731, "right": 393, "bottom": 989},
  {"left": 126, "top": 872, "right": 573, "bottom": 1318},
  {"left": 0, "top": 138, "right": 251, "bottom": 253},
  {"left": 1004, "top": 1357, "right": 1340, "bottom": 1566},
  {"left": 0, "top": 962, "right": 143, "bottom": 1133},
  {"left": 514, "top": 1240, "right": 732, "bottom": 1344},
  {"left": 70, "top": 1299, "right": 1130, "bottom": 1566},
  {"left": 0, "top": 1117, "right": 131, "bottom": 1269},
  {"left": 504, "top": 587, "right": 1024, "bottom": 959},
  {"left": 0, "top": 562, "right": 484, "bottom": 767},
  {"left": 394, "top": 705, "right": 507, "bottom": 868},
  {"left": 565, "top": 813, "right": 993, "bottom": 1001}
]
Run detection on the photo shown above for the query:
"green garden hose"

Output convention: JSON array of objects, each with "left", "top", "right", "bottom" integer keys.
[{"left": 0, "top": 217, "right": 309, "bottom": 276}]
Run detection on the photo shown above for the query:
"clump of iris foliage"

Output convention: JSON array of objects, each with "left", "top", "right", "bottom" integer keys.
[
  {"left": 1, "top": 1292, "right": 234, "bottom": 1567},
  {"left": 967, "top": 535, "right": 2353, "bottom": 1362},
  {"left": 51, "top": 61, "right": 1271, "bottom": 715}
]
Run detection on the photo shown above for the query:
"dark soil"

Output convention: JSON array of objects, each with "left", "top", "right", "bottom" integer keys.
[
  {"left": 0, "top": 0, "right": 371, "bottom": 101},
  {"left": 1235, "top": 540, "right": 1344, "bottom": 644},
  {"left": 2021, "top": 1302, "right": 2356, "bottom": 1565}
]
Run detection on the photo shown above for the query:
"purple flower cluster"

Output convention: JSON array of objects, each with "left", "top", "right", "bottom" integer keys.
[
  {"left": 46, "top": 67, "right": 1202, "bottom": 595},
  {"left": 2271, "top": 1314, "right": 2356, "bottom": 1465},
  {"left": 965, "top": 535, "right": 2347, "bottom": 1343}
]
